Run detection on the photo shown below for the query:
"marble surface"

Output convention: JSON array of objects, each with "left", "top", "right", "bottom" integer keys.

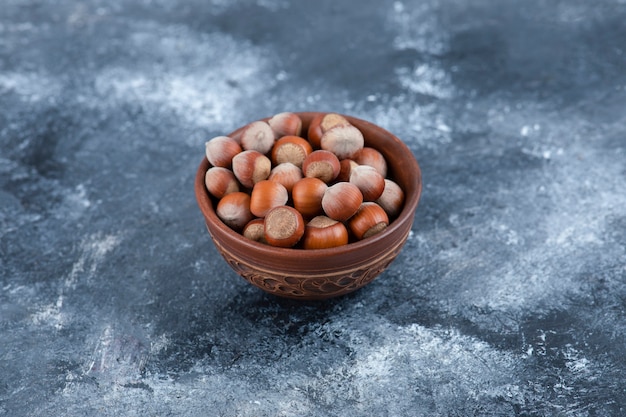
[{"left": 2, "top": 0, "right": 626, "bottom": 415}]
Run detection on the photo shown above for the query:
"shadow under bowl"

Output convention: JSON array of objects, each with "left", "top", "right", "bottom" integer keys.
[{"left": 195, "top": 112, "right": 422, "bottom": 300}]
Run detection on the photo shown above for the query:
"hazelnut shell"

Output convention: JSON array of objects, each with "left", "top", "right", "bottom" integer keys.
[
  {"left": 348, "top": 202, "right": 389, "bottom": 240},
  {"left": 264, "top": 206, "right": 305, "bottom": 248},
  {"left": 250, "top": 180, "right": 289, "bottom": 218},
  {"left": 322, "top": 182, "right": 363, "bottom": 222},
  {"left": 292, "top": 177, "right": 328, "bottom": 218},
  {"left": 232, "top": 150, "right": 271, "bottom": 189},
  {"left": 349, "top": 165, "right": 385, "bottom": 201},
  {"left": 302, "top": 150, "right": 341, "bottom": 183},
  {"left": 204, "top": 166, "right": 240, "bottom": 199},
  {"left": 216, "top": 192, "right": 253, "bottom": 231},
  {"left": 302, "top": 216, "right": 349, "bottom": 249},
  {"left": 268, "top": 112, "right": 303, "bottom": 139},
  {"left": 205, "top": 136, "right": 242, "bottom": 168}
]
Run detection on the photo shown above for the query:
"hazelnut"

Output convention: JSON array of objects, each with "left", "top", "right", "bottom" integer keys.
[
  {"left": 242, "top": 218, "right": 267, "bottom": 244},
  {"left": 264, "top": 206, "right": 305, "bottom": 248},
  {"left": 250, "top": 180, "right": 289, "bottom": 218},
  {"left": 268, "top": 112, "right": 303, "bottom": 138},
  {"left": 322, "top": 182, "right": 363, "bottom": 222},
  {"left": 268, "top": 162, "right": 302, "bottom": 193},
  {"left": 320, "top": 124, "right": 364, "bottom": 160},
  {"left": 204, "top": 166, "right": 240, "bottom": 199},
  {"left": 239, "top": 120, "right": 275, "bottom": 154},
  {"left": 307, "top": 113, "right": 350, "bottom": 149},
  {"left": 232, "top": 150, "right": 271, "bottom": 188},
  {"left": 376, "top": 179, "right": 405, "bottom": 218},
  {"left": 301, "top": 150, "right": 340, "bottom": 183},
  {"left": 336, "top": 158, "right": 359, "bottom": 182},
  {"left": 348, "top": 202, "right": 389, "bottom": 240},
  {"left": 271, "top": 135, "right": 313, "bottom": 168},
  {"left": 292, "top": 177, "right": 328, "bottom": 218},
  {"left": 349, "top": 165, "right": 385, "bottom": 201},
  {"left": 354, "top": 147, "right": 387, "bottom": 177},
  {"left": 205, "top": 136, "right": 242, "bottom": 168},
  {"left": 216, "top": 192, "right": 253, "bottom": 231},
  {"left": 302, "top": 216, "right": 349, "bottom": 249}
]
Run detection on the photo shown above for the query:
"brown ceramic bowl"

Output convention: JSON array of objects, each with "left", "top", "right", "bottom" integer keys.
[{"left": 195, "top": 112, "right": 422, "bottom": 300}]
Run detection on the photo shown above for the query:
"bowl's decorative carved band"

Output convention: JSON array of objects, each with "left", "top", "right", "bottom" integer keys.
[{"left": 210, "top": 230, "right": 410, "bottom": 300}]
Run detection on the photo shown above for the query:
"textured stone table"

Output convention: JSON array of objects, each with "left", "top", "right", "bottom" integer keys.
[{"left": 2, "top": 1, "right": 625, "bottom": 416}]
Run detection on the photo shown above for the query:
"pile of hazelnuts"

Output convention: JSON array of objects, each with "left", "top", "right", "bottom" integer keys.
[{"left": 204, "top": 112, "right": 405, "bottom": 249}]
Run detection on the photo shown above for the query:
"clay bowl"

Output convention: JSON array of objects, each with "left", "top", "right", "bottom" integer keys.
[{"left": 194, "top": 112, "right": 422, "bottom": 300}]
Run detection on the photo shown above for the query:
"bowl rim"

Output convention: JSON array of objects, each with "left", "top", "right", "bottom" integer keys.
[{"left": 194, "top": 111, "right": 422, "bottom": 260}]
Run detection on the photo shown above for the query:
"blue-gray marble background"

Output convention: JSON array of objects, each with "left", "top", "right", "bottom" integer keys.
[{"left": 1, "top": 1, "right": 625, "bottom": 415}]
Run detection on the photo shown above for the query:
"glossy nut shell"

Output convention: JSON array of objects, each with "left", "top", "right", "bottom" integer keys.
[
  {"left": 292, "top": 177, "right": 328, "bottom": 218},
  {"left": 348, "top": 202, "right": 389, "bottom": 240},
  {"left": 250, "top": 180, "right": 289, "bottom": 218},
  {"left": 322, "top": 182, "right": 363, "bottom": 222},
  {"left": 215, "top": 192, "right": 253, "bottom": 232},
  {"left": 302, "top": 216, "right": 349, "bottom": 250},
  {"left": 264, "top": 206, "right": 305, "bottom": 248},
  {"left": 204, "top": 166, "right": 240, "bottom": 199},
  {"left": 232, "top": 150, "right": 271, "bottom": 189}
]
